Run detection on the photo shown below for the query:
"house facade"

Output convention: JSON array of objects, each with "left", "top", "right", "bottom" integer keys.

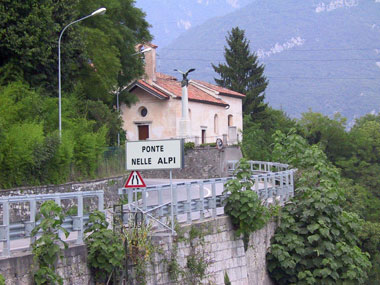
[{"left": 121, "top": 43, "right": 244, "bottom": 145}]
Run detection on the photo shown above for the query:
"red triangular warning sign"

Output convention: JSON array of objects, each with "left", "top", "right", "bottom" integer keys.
[{"left": 124, "top": 171, "right": 146, "bottom": 188}]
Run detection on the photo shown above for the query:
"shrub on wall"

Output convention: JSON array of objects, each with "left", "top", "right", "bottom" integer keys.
[
  {"left": 223, "top": 159, "right": 270, "bottom": 248},
  {"left": 31, "top": 201, "right": 69, "bottom": 285},
  {"left": 84, "top": 211, "right": 124, "bottom": 283}
]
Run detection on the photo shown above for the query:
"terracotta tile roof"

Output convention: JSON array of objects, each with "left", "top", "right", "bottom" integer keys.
[
  {"left": 192, "top": 79, "right": 245, "bottom": 98},
  {"left": 129, "top": 73, "right": 243, "bottom": 107},
  {"left": 131, "top": 80, "right": 169, "bottom": 99},
  {"left": 155, "top": 77, "right": 229, "bottom": 107},
  {"left": 156, "top": 72, "right": 176, "bottom": 80}
]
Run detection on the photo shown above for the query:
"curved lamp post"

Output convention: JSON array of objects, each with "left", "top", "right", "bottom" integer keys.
[{"left": 58, "top": 7, "right": 106, "bottom": 138}]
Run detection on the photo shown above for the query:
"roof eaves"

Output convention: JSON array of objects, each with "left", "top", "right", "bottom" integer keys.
[
  {"left": 218, "top": 92, "right": 245, "bottom": 98},
  {"left": 193, "top": 79, "right": 245, "bottom": 98},
  {"left": 128, "top": 81, "right": 168, "bottom": 100},
  {"left": 175, "top": 97, "right": 229, "bottom": 107}
]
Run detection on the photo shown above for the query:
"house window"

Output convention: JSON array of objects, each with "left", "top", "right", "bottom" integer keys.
[
  {"left": 139, "top": 107, "right": 148, "bottom": 117},
  {"left": 214, "top": 114, "right": 219, "bottom": 134},
  {"left": 228, "top": 115, "right": 233, "bottom": 127}
]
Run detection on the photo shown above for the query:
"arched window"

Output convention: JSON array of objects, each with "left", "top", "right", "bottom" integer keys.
[
  {"left": 228, "top": 115, "right": 233, "bottom": 127},
  {"left": 214, "top": 114, "right": 219, "bottom": 134}
]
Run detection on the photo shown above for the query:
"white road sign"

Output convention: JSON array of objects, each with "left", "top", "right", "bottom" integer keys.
[{"left": 126, "top": 139, "right": 184, "bottom": 170}]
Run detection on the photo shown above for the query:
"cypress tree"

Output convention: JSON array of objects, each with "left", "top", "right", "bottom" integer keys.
[{"left": 212, "top": 27, "right": 268, "bottom": 120}]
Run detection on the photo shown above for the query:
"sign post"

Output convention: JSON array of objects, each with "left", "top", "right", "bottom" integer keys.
[{"left": 124, "top": 139, "right": 184, "bottom": 235}]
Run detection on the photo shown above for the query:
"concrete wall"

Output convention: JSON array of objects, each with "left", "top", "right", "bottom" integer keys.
[
  {"left": 0, "top": 216, "right": 276, "bottom": 285},
  {"left": 140, "top": 146, "right": 242, "bottom": 179}
]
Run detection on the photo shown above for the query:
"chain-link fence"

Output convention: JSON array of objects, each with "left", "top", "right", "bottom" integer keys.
[{"left": 95, "top": 147, "right": 126, "bottom": 178}]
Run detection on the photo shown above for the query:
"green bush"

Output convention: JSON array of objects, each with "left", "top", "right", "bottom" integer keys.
[
  {"left": 223, "top": 159, "right": 270, "bottom": 248},
  {"left": 0, "top": 122, "right": 44, "bottom": 188},
  {"left": 31, "top": 201, "right": 69, "bottom": 285},
  {"left": 184, "top": 142, "right": 195, "bottom": 151},
  {"left": 0, "top": 273, "right": 5, "bottom": 285},
  {"left": 267, "top": 129, "right": 371, "bottom": 284},
  {"left": 0, "top": 82, "right": 109, "bottom": 188},
  {"left": 359, "top": 221, "right": 380, "bottom": 283},
  {"left": 84, "top": 211, "right": 124, "bottom": 283}
]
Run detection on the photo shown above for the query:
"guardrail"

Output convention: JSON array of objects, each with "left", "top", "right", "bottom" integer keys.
[
  {"left": 0, "top": 191, "right": 104, "bottom": 257},
  {"left": 0, "top": 161, "right": 296, "bottom": 257},
  {"left": 227, "top": 160, "right": 291, "bottom": 174},
  {"left": 118, "top": 160, "right": 295, "bottom": 230}
]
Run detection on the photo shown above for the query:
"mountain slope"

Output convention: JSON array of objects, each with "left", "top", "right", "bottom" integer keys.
[
  {"left": 156, "top": 0, "right": 380, "bottom": 122},
  {"left": 135, "top": 0, "right": 252, "bottom": 48}
]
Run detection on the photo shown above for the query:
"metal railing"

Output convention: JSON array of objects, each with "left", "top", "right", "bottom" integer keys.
[
  {"left": 227, "top": 160, "right": 291, "bottom": 174},
  {"left": 0, "top": 161, "right": 296, "bottom": 257},
  {"left": 118, "top": 160, "right": 295, "bottom": 230},
  {"left": 0, "top": 191, "right": 104, "bottom": 257}
]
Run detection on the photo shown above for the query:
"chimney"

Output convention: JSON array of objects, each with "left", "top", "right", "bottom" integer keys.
[{"left": 136, "top": 43, "right": 158, "bottom": 84}]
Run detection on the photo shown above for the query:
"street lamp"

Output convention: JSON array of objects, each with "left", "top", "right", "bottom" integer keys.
[
  {"left": 58, "top": 7, "right": 107, "bottom": 138},
  {"left": 115, "top": 47, "right": 153, "bottom": 146}
]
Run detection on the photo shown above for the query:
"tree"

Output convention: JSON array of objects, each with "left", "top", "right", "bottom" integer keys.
[
  {"left": 0, "top": 0, "right": 152, "bottom": 149},
  {"left": 0, "top": 0, "right": 83, "bottom": 91},
  {"left": 0, "top": 0, "right": 151, "bottom": 105},
  {"left": 212, "top": 27, "right": 268, "bottom": 120},
  {"left": 298, "top": 111, "right": 352, "bottom": 164},
  {"left": 267, "top": 129, "right": 371, "bottom": 284},
  {"left": 242, "top": 107, "right": 296, "bottom": 161}
]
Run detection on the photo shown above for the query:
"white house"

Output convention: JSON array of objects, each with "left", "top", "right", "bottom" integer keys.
[{"left": 121, "top": 43, "right": 244, "bottom": 145}]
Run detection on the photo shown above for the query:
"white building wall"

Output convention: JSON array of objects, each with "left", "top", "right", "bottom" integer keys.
[
  {"left": 121, "top": 89, "right": 179, "bottom": 141},
  {"left": 121, "top": 89, "right": 243, "bottom": 144},
  {"left": 188, "top": 96, "right": 243, "bottom": 144}
]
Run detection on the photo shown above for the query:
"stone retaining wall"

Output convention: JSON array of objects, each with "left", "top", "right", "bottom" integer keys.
[
  {"left": 0, "top": 245, "right": 90, "bottom": 285},
  {"left": 0, "top": 216, "right": 275, "bottom": 285},
  {"left": 141, "top": 146, "right": 242, "bottom": 179},
  {"left": 145, "top": 216, "right": 275, "bottom": 285}
]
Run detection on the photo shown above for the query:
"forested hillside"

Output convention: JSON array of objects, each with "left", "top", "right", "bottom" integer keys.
[
  {"left": 0, "top": 0, "right": 151, "bottom": 188},
  {"left": 241, "top": 107, "right": 380, "bottom": 283},
  {"left": 213, "top": 24, "right": 380, "bottom": 282}
]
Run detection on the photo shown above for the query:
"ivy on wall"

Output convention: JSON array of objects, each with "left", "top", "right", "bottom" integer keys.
[{"left": 223, "top": 159, "right": 271, "bottom": 249}]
